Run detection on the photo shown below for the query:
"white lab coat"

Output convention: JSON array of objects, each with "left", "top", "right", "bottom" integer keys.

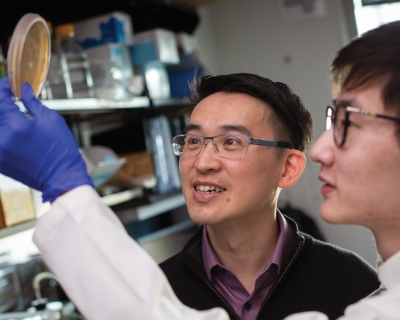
[
  {"left": 286, "top": 251, "right": 400, "bottom": 320},
  {"left": 33, "top": 185, "right": 229, "bottom": 320},
  {"left": 33, "top": 185, "right": 400, "bottom": 320}
]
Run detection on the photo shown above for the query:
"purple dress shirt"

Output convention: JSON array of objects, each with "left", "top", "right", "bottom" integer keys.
[{"left": 202, "top": 212, "right": 294, "bottom": 320}]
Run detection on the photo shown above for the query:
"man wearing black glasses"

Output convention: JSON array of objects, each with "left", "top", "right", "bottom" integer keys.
[{"left": 285, "top": 20, "right": 400, "bottom": 320}]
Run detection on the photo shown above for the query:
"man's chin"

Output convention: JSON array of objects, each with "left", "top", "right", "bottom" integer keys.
[{"left": 320, "top": 203, "right": 343, "bottom": 225}]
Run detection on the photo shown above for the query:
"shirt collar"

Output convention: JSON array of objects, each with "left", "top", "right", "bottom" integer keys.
[
  {"left": 201, "top": 211, "right": 294, "bottom": 281},
  {"left": 377, "top": 250, "right": 400, "bottom": 290},
  {"left": 270, "top": 211, "right": 293, "bottom": 274}
]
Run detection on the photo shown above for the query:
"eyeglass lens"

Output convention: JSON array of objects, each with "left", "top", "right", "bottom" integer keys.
[
  {"left": 326, "top": 106, "right": 349, "bottom": 147},
  {"left": 172, "top": 134, "right": 250, "bottom": 158}
]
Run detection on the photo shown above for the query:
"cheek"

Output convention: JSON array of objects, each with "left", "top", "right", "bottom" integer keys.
[
  {"left": 235, "top": 157, "right": 280, "bottom": 199},
  {"left": 335, "top": 146, "right": 397, "bottom": 217},
  {"left": 179, "top": 158, "right": 192, "bottom": 180}
]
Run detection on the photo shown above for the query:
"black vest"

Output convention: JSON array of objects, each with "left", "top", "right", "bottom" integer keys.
[{"left": 159, "top": 217, "right": 380, "bottom": 320}]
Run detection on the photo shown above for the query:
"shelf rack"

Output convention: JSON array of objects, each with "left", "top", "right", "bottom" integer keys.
[
  {"left": 1, "top": 97, "right": 191, "bottom": 239},
  {"left": 15, "top": 97, "right": 150, "bottom": 114},
  {"left": 15, "top": 97, "right": 190, "bottom": 114},
  {"left": 0, "top": 189, "right": 186, "bottom": 239},
  {"left": 114, "top": 192, "right": 186, "bottom": 224},
  {"left": 0, "top": 221, "right": 37, "bottom": 240}
]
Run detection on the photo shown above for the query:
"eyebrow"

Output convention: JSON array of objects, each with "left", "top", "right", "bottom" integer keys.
[
  {"left": 183, "top": 124, "right": 252, "bottom": 136},
  {"left": 333, "top": 99, "right": 354, "bottom": 108}
]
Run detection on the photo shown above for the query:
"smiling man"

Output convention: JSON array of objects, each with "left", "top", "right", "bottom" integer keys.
[{"left": 159, "top": 73, "right": 379, "bottom": 320}]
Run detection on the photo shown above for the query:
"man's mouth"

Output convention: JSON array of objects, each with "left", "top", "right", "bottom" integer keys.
[{"left": 195, "top": 185, "right": 225, "bottom": 193}]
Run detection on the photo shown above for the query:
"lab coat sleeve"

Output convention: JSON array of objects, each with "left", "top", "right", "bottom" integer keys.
[
  {"left": 33, "top": 185, "right": 229, "bottom": 320},
  {"left": 284, "top": 288, "right": 400, "bottom": 320},
  {"left": 284, "top": 312, "right": 329, "bottom": 320}
]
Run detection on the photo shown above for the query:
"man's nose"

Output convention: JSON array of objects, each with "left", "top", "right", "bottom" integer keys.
[
  {"left": 194, "top": 140, "right": 221, "bottom": 171},
  {"left": 310, "top": 128, "right": 334, "bottom": 165},
  {"left": 201, "top": 140, "right": 218, "bottom": 156}
]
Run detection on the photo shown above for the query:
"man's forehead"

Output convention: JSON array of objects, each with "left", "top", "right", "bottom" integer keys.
[
  {"left": 191, "top": 92, "right": 271, "bottom": 118},
  {"left": 183, "top": 122, "right": 253, "bottom": 136},
  {"left": 334, "top": 85, "right": 385, "bottom": 112}
]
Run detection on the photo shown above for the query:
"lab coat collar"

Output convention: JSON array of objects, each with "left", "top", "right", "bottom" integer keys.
[{"left": 377, "top": 250, "right": 400, "bottom": 291}]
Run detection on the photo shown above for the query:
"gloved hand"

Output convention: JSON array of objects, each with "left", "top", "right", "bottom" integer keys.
[{"left": 0, "top": 78, "right": 94, "bottom": 202}]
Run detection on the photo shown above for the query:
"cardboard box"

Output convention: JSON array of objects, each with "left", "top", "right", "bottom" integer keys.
[
  {"left": 176, "top": 32, "right": 200, "bottom": 57},
  {"left": 120, "top": 151, "right": 155, "bottom": 177},
  {"left": 73, "top": 11, "right": 133, "bottom": 49},
  {"left": 108, "top": 151, "right": 156, "bottom": 189},
  {"left": 0, "top": 175, "right": 36, "bottom": 227},
  {"left": 130, "top": 29, "right": 180, "bottom": 66}
]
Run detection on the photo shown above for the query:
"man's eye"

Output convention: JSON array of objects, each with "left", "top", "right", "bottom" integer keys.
[
  {"left": 223, "top": 137, "right": 242, "bottom": 146},
  {"left": 187, "top": 138, "right": 202, "bottom": 145},
  {"left": 341, "top": 119, "right": 353, "bottom": 127}
]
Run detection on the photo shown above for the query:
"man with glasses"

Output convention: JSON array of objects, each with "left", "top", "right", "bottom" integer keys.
[
  {"left": 159, "top": 73, "right": 378, "bottom": 320},
  {"left": 285, "top": 20, "right": 400, "bottom": 320},
  {"left": 0, "top": 70, "right": 379, "bottom": 319}
]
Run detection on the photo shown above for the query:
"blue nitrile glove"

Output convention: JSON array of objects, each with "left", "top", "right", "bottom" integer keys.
[{"left": 0, "top": 78, "right": 94, "bottom": 202}]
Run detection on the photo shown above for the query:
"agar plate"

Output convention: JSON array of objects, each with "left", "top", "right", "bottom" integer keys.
[{"left": 7, "top": 13, "right": 50, "bottom": 98}]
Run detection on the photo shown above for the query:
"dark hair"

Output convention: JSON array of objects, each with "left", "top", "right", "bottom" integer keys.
[
  {"left": 183, "top": 73, "right": 313, "bottom": 152},
  {"left": 331, "top": 21, "right": 400, "bottom": 115}
]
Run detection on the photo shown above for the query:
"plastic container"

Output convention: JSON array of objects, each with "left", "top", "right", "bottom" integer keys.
[
  {"left": 41, "top": 21, "right": 66, "bottom": 99},
  {"left": 54, "top": 23, "right": 94, "bottom": 98}
]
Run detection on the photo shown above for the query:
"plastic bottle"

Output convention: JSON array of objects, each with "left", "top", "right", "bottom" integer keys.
[
  {"left": 54, "top": 23, "right": 94, "bottom": 98},
  {"left": 40, "top": 21, "right": 62, "bottom": 99}
]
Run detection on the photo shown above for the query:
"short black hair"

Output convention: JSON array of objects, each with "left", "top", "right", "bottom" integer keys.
[
  {"left": 184, "top": 73, "right": 313, "bottom": 152},
  {"left": 331, "top": 20, "right": 400, "bottom": 116}
]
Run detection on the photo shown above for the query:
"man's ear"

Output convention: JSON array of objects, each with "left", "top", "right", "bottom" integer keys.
[{"left": 278, "top": 150, "right": 306, "bottom": 189}]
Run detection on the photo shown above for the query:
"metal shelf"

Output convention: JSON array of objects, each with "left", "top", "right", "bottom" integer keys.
[
  {"left": 138, "top": 219, "right": 195, "bottom": 245},
  {"left": 101, "top": 187, "right": 144, "bottom": 207},
  {"left": 114, "top": 192, "right": 186, "bottom": 224},
  {"left": 15, "top": 97, "right": 191, "bottom": 114},
  {"left": 0, "top": 191, "right": 185, "bottom": 239},
  {"left": 152, "top": 97, "right": 191, "bottom": 108},
  {"left": 0, "top": 221, "right": 36, "bottom": 240},
  {"left": 16, "top": 97, "right": 150, "bottom": 114}
]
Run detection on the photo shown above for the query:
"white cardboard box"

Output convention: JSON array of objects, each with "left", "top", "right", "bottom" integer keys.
[{"left": 130, "top": 28, "right": 180, "bottom": 66}]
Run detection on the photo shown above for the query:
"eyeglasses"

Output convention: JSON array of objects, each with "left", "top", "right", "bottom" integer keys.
[
  {"left": 326, "top": 105, "right": 400, "bottom": 147},
  {"left": 172, "top": 134, "right": 293, "bottom": 158}
]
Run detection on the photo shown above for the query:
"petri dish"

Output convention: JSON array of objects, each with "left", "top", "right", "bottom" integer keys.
[{"left": 7, "top": 13, "right": 50, "bottom": 98}]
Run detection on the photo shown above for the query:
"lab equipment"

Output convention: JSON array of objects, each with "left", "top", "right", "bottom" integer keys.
[{"left": 7, "top": 13, "right": 50, "bottom": 98}]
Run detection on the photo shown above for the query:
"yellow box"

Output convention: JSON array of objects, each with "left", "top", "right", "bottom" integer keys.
[{"left": 0, "top": 174, "right": 36, "bottom": 227}]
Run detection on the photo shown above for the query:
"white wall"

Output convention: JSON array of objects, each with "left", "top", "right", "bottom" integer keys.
[{"left": 194, "top": 0, "right": 378, "bottom": 266}]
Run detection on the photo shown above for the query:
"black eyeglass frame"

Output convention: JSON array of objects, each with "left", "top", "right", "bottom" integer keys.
[
  {"left": 172, "top": 133, "right": 293, "bottom": 158},
  {"left": 326, "top": 105, "right": 400, "bottom": 147}
]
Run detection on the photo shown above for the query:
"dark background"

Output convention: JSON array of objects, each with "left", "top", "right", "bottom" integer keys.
[{"left": 1, "top": 0, "right": 200, "bottom": 55}]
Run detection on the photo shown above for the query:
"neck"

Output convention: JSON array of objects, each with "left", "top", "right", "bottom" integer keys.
[
  {"left": 206, "top": 208, "right": 279, "bottom": 293},
  {"left": 374, "top": 227, "right": 400, "bottom": 262}
]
